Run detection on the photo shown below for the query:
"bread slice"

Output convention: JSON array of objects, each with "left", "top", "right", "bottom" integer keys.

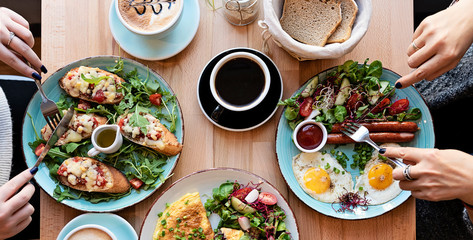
[
  {"left": 280, "top": 0, "right": 342, "bottom": 47},
  {"left": 327, "top": 0, "right": 358, "bottom": 43}
]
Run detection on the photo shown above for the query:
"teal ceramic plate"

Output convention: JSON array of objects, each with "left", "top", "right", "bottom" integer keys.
[
  {"left": 22, "top": 56, "right": 183, "bottom": 212},
  {"left": 276, "top": 67, "right": 435, "bottom": 220},
  {"left": 56, "top": 213, "right": 137, "bottom": 240},
  {"left": 108, "top": 0, "right": 200, "bottom": 60}
]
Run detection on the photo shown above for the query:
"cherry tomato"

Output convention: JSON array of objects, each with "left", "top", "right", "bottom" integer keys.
[
  {"left": 258, "top": 192, "right": 277, "bottom": 205},
  {"left": 299, "top": 97, "right": 314, "bottom": 117},
  {"left": 149, "top": 93, "right": 162, "bottom": 106},
  {"left": 34, "top": 143, "right": 45, "bottom": 156},
  {"left": 233, "top": 187, "right": 253, "bottom": 201},
  {"left": 118, "top": 118, "right": 125, "bottom": 129},
  {"left": 77, "top": 100, "right": 91, "bottom": 110},
  {"left": 371, "top": 98, "right": 390, "bottom": 114},
  {"left": 93, "top": 90, "right": 105, "bottom": 103},
  {"left": 346, "top": 93, "right": 364, "bottom": 111},
  {"left": 389, "top": 98, "right": 409, "bottom": 115},
  {"left": 130, "top": 178, "right": 144, "bottom": 189}
]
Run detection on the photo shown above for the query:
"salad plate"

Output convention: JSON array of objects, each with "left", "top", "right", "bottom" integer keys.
[
  {"left": 22, "top": 56, "right": 183, "bottom": 212},
  {"left": 56, "top": 213, "right": 137, "bottom": 240},
  {"left": 108, "top": 0, "right": 200, "bottom": 60},
  {"left": 197, "top": 47, "right": 283, "bottom": 131},
  {"left": 276, "top": 63, "right": 435, "bottom": 220},
  {"left": 140, "top": 168, "right": 299, "bottom": 239}
]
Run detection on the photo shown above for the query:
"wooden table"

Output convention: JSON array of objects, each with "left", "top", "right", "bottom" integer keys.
[{"left": 40, "top": 0, "right": 415, "bottom": 239}]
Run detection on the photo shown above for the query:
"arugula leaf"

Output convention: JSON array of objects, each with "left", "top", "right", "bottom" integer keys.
[
  {"left": 64, "top": 140, "right": 91, "bottom": 153},
  {"left": 53, "top": 185, "right": 80, "bottom": 202},
  {"left": 80, "top": 73, "right": 111, "bottom": 84},
  {"left": 128, "top": 106, "right": 150, "bottom": 135},
  {"left": 106, "top": 58, "right": 124, "bottom": 75}
]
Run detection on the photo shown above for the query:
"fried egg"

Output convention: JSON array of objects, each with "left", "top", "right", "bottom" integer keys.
[
  {"left": 293, "top": 152, "right": 353, "bottom": 203},
  {"left": 355, "top": 143, "right": 403, "bottom": 205}
]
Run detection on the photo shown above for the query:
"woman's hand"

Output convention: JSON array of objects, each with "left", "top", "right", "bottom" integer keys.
[
  {"left": 395, "top": 0, "right": 473, "bottom": 88},
  {"left": 0, "top": 169, "right": 36, "bottom": 239},
  {"left": 0, "top": 7, "right": 46, "bottom": 79},
  {"left": 381, "top": 147, "right": 473, "bottom": 206}
]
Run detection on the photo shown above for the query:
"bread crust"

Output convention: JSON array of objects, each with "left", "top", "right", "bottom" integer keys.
[
  {"left": 327, "top": 0, "right": 358, "bottom": 43},
  {"left": 58, "top": 157, "right": 130, "bottom": 193},
  {"left": 59, "top": 67, "right": 125, "bottom": 105}
]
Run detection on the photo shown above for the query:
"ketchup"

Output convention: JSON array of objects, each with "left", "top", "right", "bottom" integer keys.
[{"left": 296, "top": 124, "right": 323, "bottom": 150}]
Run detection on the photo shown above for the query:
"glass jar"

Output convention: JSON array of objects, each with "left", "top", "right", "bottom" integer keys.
[{"left": 222, "top": 0, "right": 260, "bottom": 26}]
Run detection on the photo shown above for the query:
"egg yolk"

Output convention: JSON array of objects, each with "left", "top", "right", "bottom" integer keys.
[
  {"left": 303, "top": 167, "right": 331, "bottom": 194},
  {"left": 368, "top": 163, "right": 393, "bottom": 190}
]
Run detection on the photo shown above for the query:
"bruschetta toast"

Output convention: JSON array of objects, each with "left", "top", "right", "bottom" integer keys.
[
  {"left": 59, "top": 66, "right": 125, "bottom": 104},
  {"left": 41, "top": 111, "right": 107, "bottom": 146},
  {"left": 117, "top": 112, "right": 182, "bottom": 156},
  {"left": 57, "top": 157, "right": 130, "bottom": 193}
]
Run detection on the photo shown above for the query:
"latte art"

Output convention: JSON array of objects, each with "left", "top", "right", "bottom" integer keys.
[{"left": 118, "top": 0, "right": 182, "bottom": 32}]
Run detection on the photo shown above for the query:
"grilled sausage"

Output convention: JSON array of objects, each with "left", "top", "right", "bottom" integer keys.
[
  {"left": 331, "top": 121, "right": 419, "bottom": 133},
  {"left": 327, "top": 132, "right": 415, "bottom": 144}
]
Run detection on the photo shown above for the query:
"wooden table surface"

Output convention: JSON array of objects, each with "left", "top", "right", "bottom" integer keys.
[{"left": 40, "top": 0, "right": 415, "bottom": 239}]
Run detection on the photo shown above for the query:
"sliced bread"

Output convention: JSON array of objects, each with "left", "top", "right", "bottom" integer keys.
[
  {"left": 280, "top": 0, "right": 342, "bottom": 47},
  {"left": 327, "top": 0, "right": 358, "bottom": 43}
]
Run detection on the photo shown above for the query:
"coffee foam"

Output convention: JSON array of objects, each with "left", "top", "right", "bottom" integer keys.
[{"left": 118, "top": 0, "right": 181, "bottom": 32}]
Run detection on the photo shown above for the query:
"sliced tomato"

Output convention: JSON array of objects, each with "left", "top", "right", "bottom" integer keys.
[
  {"left": 93, "top": 90, "right": 105, "bottom": 103},
  {"left": 149, "top": 93, "right": 162, "bottom": 106},
  {"left": 389, "top": 98, "right": 409, "bottom": 115},
  {"left": 233, "top": 187, "right": 253, "bottom": 201},
  {"left": 34, "top": 143, "right": 45, "bottom": 156},
  {"left": 299, "top": 97, "right": 314, "bottom": 117},
  {"left": 57, "top": 165, "right": 67, "bottom": 176},
  {"left": 130, "top": 178, "right": 144, "bottom": 189},
  {"left": 258, "top": 192, "right": 278, "bottom": 205},
  {"left": 371, "top": 98, "right": 390, "bottom": 114}
]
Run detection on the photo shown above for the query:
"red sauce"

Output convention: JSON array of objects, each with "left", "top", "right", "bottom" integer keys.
[{"left": 296, "top": 124, "right": 323, "bottom": 150}]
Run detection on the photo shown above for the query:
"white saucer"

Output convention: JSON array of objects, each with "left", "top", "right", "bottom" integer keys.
[{"left": 108, "top": 0, "right": 200, "bottom": 60}]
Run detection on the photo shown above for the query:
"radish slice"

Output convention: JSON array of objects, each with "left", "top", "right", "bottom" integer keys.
[
  {"left": 238, "top": 216, "right": 251, "bottom": 231},
  {"left": 244, "top": 189, "right": 259, "bottom": 203}
]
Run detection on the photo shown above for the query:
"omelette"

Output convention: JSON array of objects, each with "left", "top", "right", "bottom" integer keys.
[
  {"left": 153, "top": 192, "right": 214, "bottom": 240},
  {"left": 220, "top": 228, "right": 244, "bottom": 240}
]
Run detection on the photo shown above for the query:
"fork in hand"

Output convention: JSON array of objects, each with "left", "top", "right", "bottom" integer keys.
[
  {"left": 341, "top": 122, "right": 406, "bottom": 168},
  {"left": 33, "top": 75, "right": 62, "bottom": 130}
]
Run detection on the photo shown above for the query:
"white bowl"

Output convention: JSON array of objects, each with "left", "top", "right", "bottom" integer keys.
[
  {"left": 115, "top": 0, "right": 184, "bottom": 37},
  {"left": 63, "top": 224, "right": 117, "bottom": 240},
  {"left": 260, "top": 0, "right": 372, "bottom": 61},
  {"left": 292, "top": 120, "right": 327, "bottom": 153}
]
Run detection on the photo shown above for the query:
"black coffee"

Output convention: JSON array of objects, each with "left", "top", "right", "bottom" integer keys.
[{"left": 215, "top": 57, "right": 265, "bottom": 107}]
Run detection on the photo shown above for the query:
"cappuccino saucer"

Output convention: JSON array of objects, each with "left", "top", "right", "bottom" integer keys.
[
  {"left": 197, "top": 47, "right": 283, "bottom": 131},
  {"left": 56, "top": 213, "right": 137, "bottom": 240},
  {"left": 108, "top": 0, "right": 199, "bottom": 60}
]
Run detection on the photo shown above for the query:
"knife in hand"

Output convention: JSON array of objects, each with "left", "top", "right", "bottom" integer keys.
[{"left": 31, "top": 106, "right": 75, "bottom": 172}]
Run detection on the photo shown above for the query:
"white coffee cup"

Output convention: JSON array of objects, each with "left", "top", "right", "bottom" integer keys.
[
  {"left": 209, "top": 52, "right": 271, "bottom": 123},
  {"left": 115, "top": 0, "right": 184, "bottom": 38},
  {"left": 63, "top": 224, "right": 117, "bottom": 240},
  {"left": 87, "top": 125, "right": 123, "bottom": 157}
]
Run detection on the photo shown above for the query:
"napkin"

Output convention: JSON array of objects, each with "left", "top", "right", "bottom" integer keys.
[{"left": 0, "top": 87, "right": 12, "bottom": 186}]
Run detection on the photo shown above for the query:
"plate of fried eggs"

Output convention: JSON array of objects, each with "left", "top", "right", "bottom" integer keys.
[{"left": 276, "top": 67, "right": 434, "bottom": 219}]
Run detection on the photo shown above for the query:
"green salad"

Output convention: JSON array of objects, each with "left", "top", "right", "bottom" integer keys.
[
  {"left": 204, "top": 181, "right": 291, "bottom": 240},
  {"left": 28, "top": 59, "right": 179, "bottom": 203}
]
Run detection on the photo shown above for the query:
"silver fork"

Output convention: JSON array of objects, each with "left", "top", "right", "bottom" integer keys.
[
  {"left": 341, "top": 122, "right": 406, "bottom": 168},
  {"left": 33, "top": 77, "right": 62, "bottom": 130}
]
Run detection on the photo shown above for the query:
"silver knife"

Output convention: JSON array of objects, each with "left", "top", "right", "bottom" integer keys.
[
  {"left": 357, "top": 88, "right": 396, "bottom": 122},
  {"left": 32, "top": 106, "right": 75, "bottom": 169}
]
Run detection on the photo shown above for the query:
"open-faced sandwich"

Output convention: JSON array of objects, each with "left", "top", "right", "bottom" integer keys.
[
  {"left": 59, "top": 66, "right": 125, "bottom": 104},
  {"left": 118, "top": 111, "right": 182, "bottom": 156},
  {"left": 57, "top": 157, "right": 130, "bottom": 193},
  {"left": 40, "top": 111, "right": 107, "bottom": 146}
]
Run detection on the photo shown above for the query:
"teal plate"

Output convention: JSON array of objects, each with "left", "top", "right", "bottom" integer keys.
[
  {"left": 56, "top": 213, "right": 137, "bottom": 240},
  {"left": 108, "top": 0, "right": 200, "bottom": 60},
  {"left": 22, "top": 56, "right": 183, "bottom": 212},
  {"left": 276, "top": 67, "right": 435, "bottom": 220}
]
